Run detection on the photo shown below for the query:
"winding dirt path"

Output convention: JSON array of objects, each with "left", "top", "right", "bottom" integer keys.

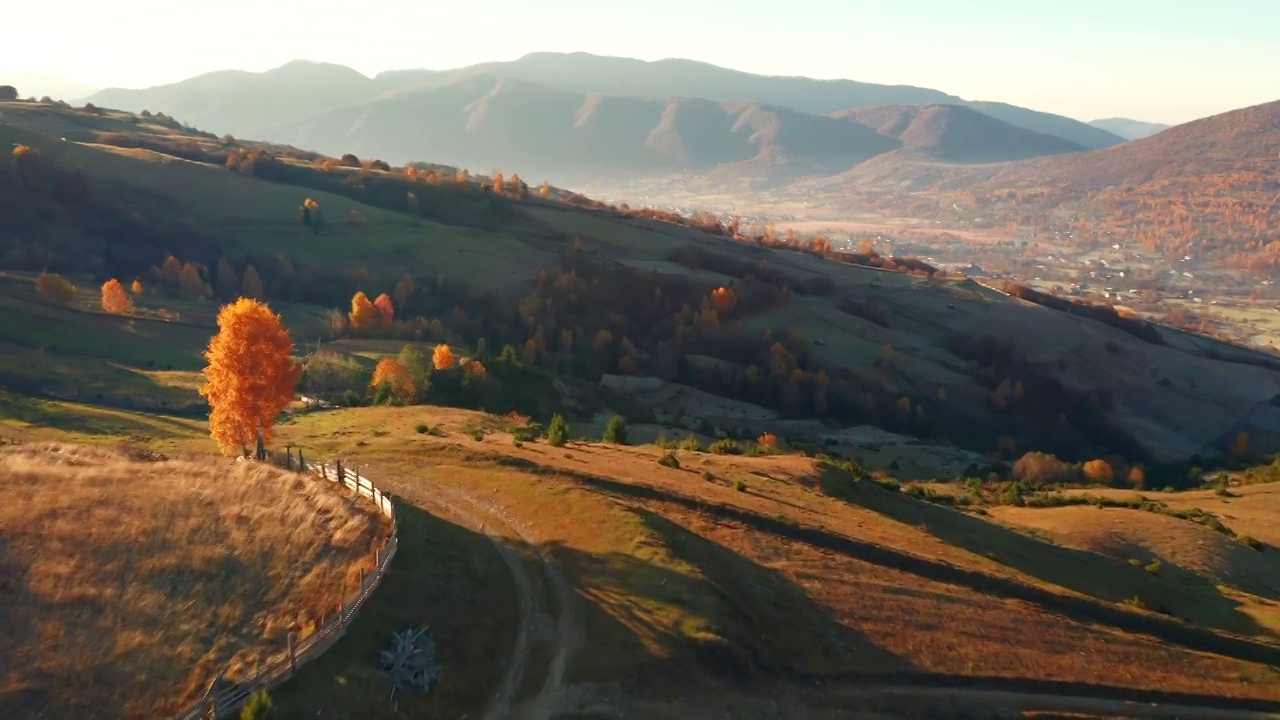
[{"left": 378, "top": 472, "right": 581, "bottom": 720}]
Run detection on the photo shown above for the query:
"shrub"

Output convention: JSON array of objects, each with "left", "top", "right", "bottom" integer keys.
[
  {"left": 708, "top": 438, "right": 741, "bottom": 455},
  {"left": 342, "top": 389, "right": 362, "bottom": 407},
  {"left": 701, "top": 470, "right": 714, "bottom": 481},
  {"left": 654, "top": 431, "right": 670, "bottom": 449},
  {"left": 603, "top": 414, "right": 627, "bottom": 444},
  {"left": 733, "top": 480, "right": 747, "bottom": 492},
  {"left": 757, "top": 433, "right": 779, "bottom": 451},
  {"left": 1012, "top": 451, "right": 1079, "bottom": 486},
  {"left": 241, "top": 690, "right": 275, "bottom": 720},
  {"left": 658, "top": 452, "right": 680, "bottom": 468},
  {"left": 546, "top": 413, "right": 568, "bottom": 447},
  {"left": 36, "top": 272, "right": 77, "bottom": 305},
  {"left": 1238, "top": 535, "right": 1263, "bottom": 551},
  {"left": 1143, "top": 561, "right": 1162, "bottom": 575},
  {"left": 513, "top": 421, "right": 543, "bottom": 442},
  {"left": 415, "top": 423, "right": 429, "bottom": 434},
  {"left": 678, "top": 434, "right": 702, "bottom": 452}
]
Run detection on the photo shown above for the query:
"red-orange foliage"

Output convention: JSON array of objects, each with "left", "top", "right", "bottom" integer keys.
[
  {"left": 710, "top": 286, "right": 738, "bottom": 312},
  {"left": 464, "top": 360, "right": 486, "bottom": 378},
  {"left": 758, "top": 433, "right": 778, "bottom": 450},
  {"left": 130, "top": 279, "right": 143, "bottom": 295},
  {"left": 100, "top": 279, "right": 132, "bottom": 315},
  {"left": 199, "top": 298, "right": 301, "bottom": 454},
  {"left": 370, "top": 357, "right": 416, "bottom": 404},
  {"left": 1082, "top": 459, "right": 1115, "bottom": 485},
  {"left": 373, "top": 293, "right": 395, "bottom": 328},
  {"left": 348, "top": 291, "right": 378, "bottom": 332},
  {"left": 178, "top": 263, "right": 204, "bottom": 299},
  {"left": 432, "top": 344, "right": 455, "bottom": 370}
]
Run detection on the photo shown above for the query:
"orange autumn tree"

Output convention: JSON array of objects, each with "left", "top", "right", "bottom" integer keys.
[
  {"left": 130, "top": 279, "right": 143, "bottom": 294},
  {"left": 373, "top": 293, "right": 395, "bottom": 329},
  {"left": 100, "top": 278, "right": 132, "bottom": 314},
  {"left": 199, "top": 298, "right": 301, "bottom": 456},
  {"left": 432, "top": 343, "right": 455, "bottom": 370},
  {"left": 348, "top": 291, "right": 378, "bottom": 333},
  {"left": 370, "top": 357, "right": 416, "bottom": 404}
]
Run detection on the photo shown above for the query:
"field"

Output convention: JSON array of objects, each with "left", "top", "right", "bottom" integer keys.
[{"left": 0, "top": 442, "right": 388, "bottom": 720}]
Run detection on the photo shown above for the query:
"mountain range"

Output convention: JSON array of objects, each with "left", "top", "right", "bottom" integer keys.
[
  {"left": 85, "top": 53, "right": 1125, "bottom": 183},
  {"left": 1087, "top": 117, "right": 1172, "bottom": 140}
]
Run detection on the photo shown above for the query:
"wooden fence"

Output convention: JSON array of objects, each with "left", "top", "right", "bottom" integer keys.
[{"left": 174, "top": 459, "right": 397, "bottom": 720}]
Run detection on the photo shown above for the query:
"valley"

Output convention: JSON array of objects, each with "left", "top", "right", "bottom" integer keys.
[{"left": 2, "top": 41, "right": 1280, "bottom": 720}]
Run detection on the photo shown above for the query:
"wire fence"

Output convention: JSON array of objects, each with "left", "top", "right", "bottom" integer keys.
[{"left": 174, "top": 458, "right": 397, "bottom": 720}]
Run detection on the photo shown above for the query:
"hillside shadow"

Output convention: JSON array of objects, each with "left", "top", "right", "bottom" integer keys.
[
  {"left": 270, "top": 499, "right": 522, "bottom": 720},
  {"left": 472, "top": 452, "right": 1280, "bottom": 669},
  {"left": 816, "top": 470, "right": 1273, "bottom": 640},
  {"left": 542, "top": 511, "right": 911, "bottom": 687}
]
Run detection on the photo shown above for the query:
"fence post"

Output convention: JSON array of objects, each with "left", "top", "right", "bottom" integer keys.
[
  {"left": 297, "top": 448, "right": 305, "bottom": 472},
  {"left": 287, "top": 631, "right": 297, "bottom": 675},
  {"left": 336, "top": 459, "right": 344, "bottom": 481},
  {"left": 285, "top": 445, "right": 293, "bottom": 470},
  {"left": 320, "top": 463, "right": 327, "bottom": 480}
]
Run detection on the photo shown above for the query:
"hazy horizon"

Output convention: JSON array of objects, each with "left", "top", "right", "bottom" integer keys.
[{"left": 3, "top": 0, "right": 1276, "bottom": 125}]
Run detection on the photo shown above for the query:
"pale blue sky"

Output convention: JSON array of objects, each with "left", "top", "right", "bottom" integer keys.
[{"left": 2, "top": 0, "right": 1276, "bottom": 124}]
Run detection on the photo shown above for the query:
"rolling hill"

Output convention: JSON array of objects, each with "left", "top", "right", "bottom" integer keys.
[
  {"left": 4, "top": 98, "right": 1280, "bottom": 473},
  {"left": 7, "top": 98, "right": 1280, "bottom": 720},
  {"left": 1089, "top": 117, "right": 1172, "bottom": 140},
  {"left": 0, "top": 71, "right": 97, "bottom": 102},
  {"left": 814, "top": 98, "right": 1280, "bottom": 267}
]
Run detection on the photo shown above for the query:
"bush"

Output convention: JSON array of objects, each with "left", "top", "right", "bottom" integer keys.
[
  {"left": 603, "top": 414, "right": 627, "bottom": 444},
  {"left": 1012, "top": 451, "right": 1080, "bottom": 486},
  {"left": 701, "top": 470, "right": 714, "bottom": 481},
  {"left": 546, "top": 413, "right": 568, "bottom": 447},
  {"left": 658, "top": 452, "right": 680, "bottom": 468},
  {"left": 1143, "top": 561, "right": 1162, "bottom": 575},
  {"left": 513, "top": 421, "right": 543, "bottom": 442},
  {"left": 654, "top": 431, "right": 671, "bottom": 449},
  {"left": 708, "top": 438, "right": 741, "bottom": 455},
  {"left": 415, "top": 423, "right": 429, "bottom": 434},
  {"left": 733, "top": 479, "right": 747, "bottom": 492},
  {"left": 678, "top": 434, "right": 702, "bottom": 452},
  {"left": 241, "top": 690, "right": 275, "bottom": 720},
  {"left": 342, "top": 389, "right": 362, "bottom": 407},
  {"left": 1238, "top": 535, "right": 1263, "bottom": 551}
]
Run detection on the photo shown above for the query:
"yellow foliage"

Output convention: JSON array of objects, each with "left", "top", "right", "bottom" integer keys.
[
  {"left": 538, "top": 183, "right": 552, "bottom": 198},
  {"left": 36, "top": 272, "right": 76, "bottom": 304},
  {"left": 100, "top": 279, "right": 132, "bottom": 315},
  {"left": 162, "top": 255, "right": 182, "bottom": 287},
  {"left": 199, "top": 298, "right": 301, "bottom": 454},
  {"left": 370, "top": 357, "right": 416, "bottom": 404},
  {"left": 348, "top": 291, "right": 378, "bottom": 332},
  {"left": 130, "top": 279, "right": 143, "bottom": 295},
  {"left": 241, "top": 265, "right": 264, "bottom": 299},
  {"left": 303, "top": 197, "right": 319, "bottom": 210},
  {"left": 432, "top": 344, "right": 455, "bottom": 370}
]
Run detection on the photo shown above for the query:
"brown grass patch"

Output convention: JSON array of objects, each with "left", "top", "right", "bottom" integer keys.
[{"left": 0, "top": 442, "right": 388, "bottom": 720}]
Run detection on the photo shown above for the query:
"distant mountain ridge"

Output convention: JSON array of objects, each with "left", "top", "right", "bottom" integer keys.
[
  {"left": 86, "top": 52, "right": 1123, "bottom": 160},
  {"left": 1088, "top": 117, "right": 1172, "bottom": 140},
  {"left": 249, "top": 76, "right": 1085, "bottom": 184}
]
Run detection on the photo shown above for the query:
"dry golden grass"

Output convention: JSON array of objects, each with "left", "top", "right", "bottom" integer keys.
[
  {"left": 272, "top": 405, "right": 1280, "bottom": 710},
  {"left": 0, "top": 442, "right": 388, "bottom": 720}
]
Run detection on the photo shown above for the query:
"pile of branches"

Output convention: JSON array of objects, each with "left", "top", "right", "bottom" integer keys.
[{"left": 378, "top": 625, "right": 441, "bottom": 702}]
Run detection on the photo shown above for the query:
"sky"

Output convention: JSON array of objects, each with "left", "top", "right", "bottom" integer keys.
[{"left": 2, "top": 0, "right": 1276, "bottom": 124}]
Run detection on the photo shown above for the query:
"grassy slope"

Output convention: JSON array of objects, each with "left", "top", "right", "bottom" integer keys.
[{"left": 0, "top": 442, "right": 387, "bottom": 720}]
